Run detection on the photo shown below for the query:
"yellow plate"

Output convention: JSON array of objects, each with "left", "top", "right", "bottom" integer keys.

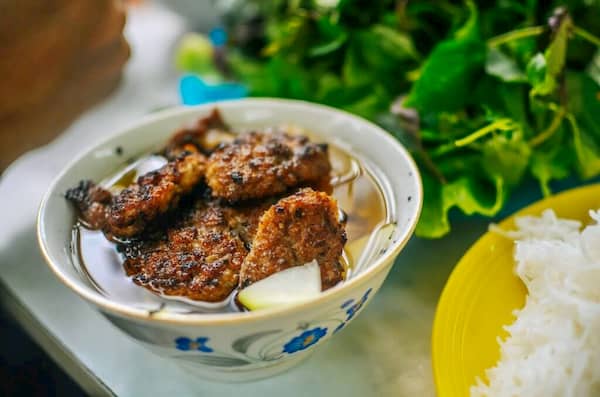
[{"left": 432, "top": 183, "right": 600, "bottom": 397}]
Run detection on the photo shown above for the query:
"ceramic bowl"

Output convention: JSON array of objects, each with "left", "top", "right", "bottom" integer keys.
[{"left": 37, "top": 99, "right": 422, "bottom": 381}]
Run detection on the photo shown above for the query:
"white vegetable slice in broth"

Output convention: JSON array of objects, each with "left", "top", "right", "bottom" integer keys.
[
  {"left": 135, "top": 155, "right": 168, "bottom": 177},
  {"left": 238, "top": 260, "right": 321, "bottom": 310}
]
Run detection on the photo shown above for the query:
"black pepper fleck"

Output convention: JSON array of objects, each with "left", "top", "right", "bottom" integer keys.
[
  {"left": 231, "top": 171, "right": 244, "bottom": 184},
  {"left": 241, "top": 279, "right": 252, "bottom": 288}
]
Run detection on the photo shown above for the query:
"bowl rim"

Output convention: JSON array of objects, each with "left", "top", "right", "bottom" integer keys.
[{"left": 37, "top": 98, "right": 423, "bottom": 325}]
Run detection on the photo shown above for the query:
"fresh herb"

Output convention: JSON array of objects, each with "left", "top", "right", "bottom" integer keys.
[{"left": 178, "top": 0, "right": 600, "bottom": 238}]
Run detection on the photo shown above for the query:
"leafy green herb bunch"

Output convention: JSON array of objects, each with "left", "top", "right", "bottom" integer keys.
[{"left": 179, "top": 0, "right": 600, "bottom": 238}]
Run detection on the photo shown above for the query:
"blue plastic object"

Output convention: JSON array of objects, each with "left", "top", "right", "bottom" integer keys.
[
  {"left": 209, "top": 27, "right": 228, "bottom": 47},
  {"left": 179, "top": 75, "right": 247, "bottom": 105}
]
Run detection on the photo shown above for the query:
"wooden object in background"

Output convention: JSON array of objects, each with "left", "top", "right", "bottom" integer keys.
[{"left": 0, "top": 0, "right": 130, "bottom": 170}]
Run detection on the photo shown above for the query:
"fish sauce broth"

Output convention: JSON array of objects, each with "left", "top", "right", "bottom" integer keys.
[{"left": 72, "top": 126, "right": 393, "bottom": 314}]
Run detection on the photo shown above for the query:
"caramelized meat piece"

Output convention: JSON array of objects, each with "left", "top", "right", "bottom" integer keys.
[
  {"left": 106, "top": 152, "right": 206, "bottom": 238},
  {"left": 66, "top": 153, "right": 206, "bottom": 239},
  {"left": 239, "top": 188, "right": 347, "bottom": 291},
  {"left": 65, "top": 180, "right": 112, "bottom": 229},
  {"left": 206, "top": 131, "right": 332, "bottom": 202},
  {"left": 68, "top": 108, "right": 349, "bottom": 302},
  {"left": 222, "top": 199, "right": 275, "bottom": 248},
  {"left": 121, "top": 200, "right": 256, "bottom": 302},
  {"left": 164, "top": 109, "right": 233, "bottom": 159}
]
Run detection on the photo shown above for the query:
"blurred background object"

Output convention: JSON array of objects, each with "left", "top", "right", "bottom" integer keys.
[
  {"left": 0, "top": 0, "right": 130, "bottom": 171},
  {"left": 159, "top": 0, "right": 220, "bottom": 30}
]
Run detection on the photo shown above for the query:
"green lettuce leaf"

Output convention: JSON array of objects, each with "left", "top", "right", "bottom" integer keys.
[
  {"left": 361, "top": 25, "right": 419, "bottom": 62},
  {"left": 308, "top": 16, "right": 348, "bottom": 57},
  {"left": 416, "top": 172, "right": 506, "bottom": 238},
  {"left": 342, "top": 42, "right": 371, "bottom": 86},
  {"left": 527, "top": 12, "right": 573, "bottom": 97},
  {"left": 486, "top": 47, "right": 527, "bottom": 83},
  {"left": 526, "top": 52, "right": 548, "bottom": 90},
  {"left": 225, "top": 2, "right": 599, "bottom": 239},
  {"left": 568, "top": 115, "right": 600, "bottom": 179},
  {"left": 530, "top": 143, "right": 573, "bottom": 196},
  {"left": 567, "top": 72, "right": 600, "bottom": 179},
  {"left": 404, "top": 1, "right": 485, "bottom": 113},
  {"left": 481, "top": 129, "right": 531, "bottom": 187},
  {"left": 587, "top": 49, "right": 600, "bottom": 86}
]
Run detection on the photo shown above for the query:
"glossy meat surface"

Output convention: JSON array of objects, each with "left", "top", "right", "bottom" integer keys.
[
  {"left": 65, "top": 180, "right": 112, "bottom": 229},
  {"left": 164, "top": 109, "right": 233, "bottom": 159},
  {"left": 66, "top": 109, "right": 347, "bottom": 303},
  {"left": 239, "top": 188, "right": 347, "bottom": 291},
  {"left": 206, "top": 131, "right": 331, "bottom": 202},
  {"left": 106, "top": 152, "right": 206, "bottom": 238},
  {"left": 67, "top": 153, "right": 206, "bottom": 239},
  {"left": 120, "top": 199, "right": 267, "bottom": 302}
]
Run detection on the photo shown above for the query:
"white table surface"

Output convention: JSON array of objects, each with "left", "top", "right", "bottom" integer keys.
[{"left": 0, "top": 3, "right": 496, "bottom": 396}]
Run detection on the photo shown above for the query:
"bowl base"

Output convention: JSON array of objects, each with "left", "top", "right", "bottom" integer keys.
[{"left": 176, "top": 352, "right": 313, "bottom": 383}]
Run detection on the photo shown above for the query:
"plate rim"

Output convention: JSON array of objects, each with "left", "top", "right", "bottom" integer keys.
[{"left": 431, "top": 183, "right": 600, "bottom": 396}]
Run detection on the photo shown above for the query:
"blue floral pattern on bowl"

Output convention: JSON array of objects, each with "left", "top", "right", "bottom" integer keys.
[
  {"left": 175, "top": 337, "right": 214, "bottom": 353},
  {"left": 334, "top": 288, "right": 373, "bottom": 333},
  {"left": 168, "top": 288, "right": 372, "bottom": 366},
  {"left": 282, "top": 327, "right": 328, "bottom": 354}
]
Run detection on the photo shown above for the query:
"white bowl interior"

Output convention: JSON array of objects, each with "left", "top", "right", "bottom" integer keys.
[{"left": 38, "top": 99, "right": 421, "bottom": 320}]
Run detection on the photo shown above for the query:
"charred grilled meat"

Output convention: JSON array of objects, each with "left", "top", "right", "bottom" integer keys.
[
  {"left": 206, "top": 131, "right": 332, "bottom": 202},
  {"left": 65, "top": 180, "right": 112, "bottom": 230},
  {"left": 120, "top": 199, "right": 268, "bottom": 302},
  {"left": 164, "top": 109, "right": 233, "bottom": 159},
  {"left": 67, "top": 109, "right": 348, "bottom": 303},
  {"left": 67, "top": 152, "right": 206, "bottom": 239},
  {"left": 106, "top": 152, "right": 206, "bottom": 238},
  {"left": 239, "top": 188, "right": 347, "bottom": 291}
]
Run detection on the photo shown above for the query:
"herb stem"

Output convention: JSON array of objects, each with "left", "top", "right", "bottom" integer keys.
[
  {"left": 573, "top": 26, "right": 600, "bottom": 47},
  {"left": 487, "top": 26, "right": 545, "bottom": 47},
  {"left": 430, "top": 118, "right": 514, "bottom": 157},
  {"left": 529, "top": 107, "right": 566, "bottom": 147},
  {"left": 419, "top": 149, "right": 447, "bottom": 184},
  {"left": 455, "top": 119, "right": 513, "bottom": 147}
]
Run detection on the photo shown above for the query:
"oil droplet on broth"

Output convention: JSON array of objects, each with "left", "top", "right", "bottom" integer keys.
[
  {"left": 74, "top": 126, "right": 391, "bottom": 313},
  {"left": 107, "top": 155, "right": 168, "bottom": 192}
]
